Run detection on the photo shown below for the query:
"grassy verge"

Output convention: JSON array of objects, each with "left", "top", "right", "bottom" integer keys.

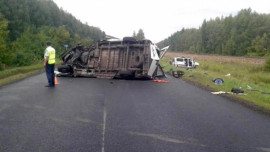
[
  {"left": 161, "top": 56, "right": 270, "bottom": 111},
  {"left": 0, "top": 59, "right": 61, "bottom": 87},
  {"left": 0, "top": 63, "right": 44, "bottom": 87}
]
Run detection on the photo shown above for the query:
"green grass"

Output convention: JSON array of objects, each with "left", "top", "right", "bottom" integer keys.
[
  {"left": 0, "top": 63, "right": 44, "bottom": 87},
  {"left": 0, "top": 64, "right": 43, "bottom": 79},
  {"left": 0, "top": 59, "right": 61, "bottom": 87},
  {"left": 161, "top": 57, "right": 270, "bottom": 111}
]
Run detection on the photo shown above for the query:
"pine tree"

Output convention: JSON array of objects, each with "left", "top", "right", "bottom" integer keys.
[
  {"left": 0, "top": 13, "right": 10, "bottom": 67},
  {"left": 136, "top": 29, "right": 145, "bottom": 40}
]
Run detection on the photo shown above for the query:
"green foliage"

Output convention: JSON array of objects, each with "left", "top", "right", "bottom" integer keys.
[
  {"left": 0, "top": 62, "right": 3, "bottom": 71},
  {"left": 12, "top": 27, "right": 41, "bottom": 65},
  {"left": 223, "top": 38, "right": 236, "bottom": 55},
  {"left": 133, "top": 29, "right": 145, "bottom": 40},
  {"left": 0, "top": 62, "right": 44, "bottom": 86},
  {"left": 248, "top": 33, "right": 270, "bottom": 56},
  {"left": 79, "top": 38, "right": 94, "bottom": 46},
  {"left": 265, "top": 56, "right": 270, "bottom": 71},
  {"left": 158, "top": 8, "right": 270, "bottom": 57},
  {"left": 158, "top": 28, "right": 202, "bottom": 53},
  {"left": 0, "top": 0, "right": 106, "bottom": 67},
  {"left": 0, "top": 13, "right": 10, "bottom": 65},
  {"left": 0, "top": 62, "right": 43, "bottom": 79},
  {"left": 54, "top": 26, "right": 70, "bottom": 45}
]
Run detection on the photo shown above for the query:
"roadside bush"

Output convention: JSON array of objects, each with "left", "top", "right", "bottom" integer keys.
[
  {"left": 265, "top": 56, "right": 270, "bottom": 72},
  {"left": 0, "top": 63, "right": 3, "bottom": 71}
]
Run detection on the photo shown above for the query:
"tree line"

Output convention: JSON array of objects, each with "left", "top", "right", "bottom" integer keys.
[
  {"left": 157, "top": 8, "right": 270, "bottom": 57},
  {"left": 0, "top": 0, "right": 105, "bottom": 69}
]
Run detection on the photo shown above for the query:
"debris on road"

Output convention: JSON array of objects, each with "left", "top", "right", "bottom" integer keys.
[
  {"left": 211, "top": 91, "right": 227, "bottom": 95},
  {"left": 247, "top": 85, "right": 270, "bottom": 95},
  {"left": 54, "top": 71, "right": 61, "bottom": 75},
  {"left": 231, "top": 88, "right": 244, "bottom": 94},
  {"left": 171, "top": 70, "right": 184, "bottom": 78},
  {"left": 152, "top": 79, "right": 169, "bottom": 83},
  {"left": 225, "top": 73, "right": 231, "bottom": 77},
  {"left": 211, "top": 91, "right": 247, "bottom": 96},
  {"left": 213, "top": 78, "right": 224, "bottom": 85}
]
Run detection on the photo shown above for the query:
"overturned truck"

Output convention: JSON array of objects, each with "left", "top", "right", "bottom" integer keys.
[{"left": 58, "top": 37, "right": 169, "bottom": 79}]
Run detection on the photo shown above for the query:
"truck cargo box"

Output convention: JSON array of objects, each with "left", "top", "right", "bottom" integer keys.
[{"left": 58, "top": 37, "right": 169, "bottom": 79}]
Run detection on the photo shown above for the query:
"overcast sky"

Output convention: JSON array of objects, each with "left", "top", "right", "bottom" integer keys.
[{"left": 53, "top": 0, "right": 270, "bottom": 43}]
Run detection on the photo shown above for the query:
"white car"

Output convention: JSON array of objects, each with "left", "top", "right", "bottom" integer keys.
[{"left": 171, "top": 57, "right": 199, "bottom": 68}]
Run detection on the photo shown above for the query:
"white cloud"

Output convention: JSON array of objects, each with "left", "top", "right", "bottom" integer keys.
[{"left": 53, "top": 0, "right": 270, "bottom": 43}]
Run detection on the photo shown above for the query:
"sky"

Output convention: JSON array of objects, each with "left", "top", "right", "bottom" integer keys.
[{"left": 53, "top": 0, "right": 270, "bottom": 43}]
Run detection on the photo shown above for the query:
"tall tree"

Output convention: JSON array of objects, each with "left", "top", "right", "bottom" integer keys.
[
  {"left": 133, "top": 29, "right": 145, "bottom": 40},
  {"left": 132, "top": 31, "right": 136, "bottom": 38},
  {"left": 0, "top": 13, "right": 10, "bottom": 66},
  {"left": 136, "top": 29, "right": 145, "bottom": 40}
]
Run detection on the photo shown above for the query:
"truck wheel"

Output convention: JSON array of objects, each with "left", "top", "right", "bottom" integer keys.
[
  {"left": 119, "top": 71, "right": 135, "bottom": 79},
  {"left": 123, "top": 37, "right": 136, "bottom": 43},
  {"left": 58, "top": 65, "right": 72, "bottom": 73}
]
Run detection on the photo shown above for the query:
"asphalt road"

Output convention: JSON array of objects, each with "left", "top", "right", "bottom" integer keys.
[{"left": 0, "top": 73, "right": 270, "bottom": 152}]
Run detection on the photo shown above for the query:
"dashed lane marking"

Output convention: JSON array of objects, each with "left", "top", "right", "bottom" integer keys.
[
  {"left": 101, "top": 107, "right": 107, "bottom": 152},
  {"left": 129, "top": 131, "right": 206, "bottom": 147},
  {"left": 257, "top": 148, "right": 270, "bottom": 152}
]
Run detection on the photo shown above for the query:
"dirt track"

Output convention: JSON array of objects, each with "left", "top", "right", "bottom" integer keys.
[{"left": 166, "top": 52, "right": 266, "bottom": 65}]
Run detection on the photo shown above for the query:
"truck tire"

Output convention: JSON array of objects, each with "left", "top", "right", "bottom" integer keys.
[
  {"left": 58, "top": 65, "right": 72, "bottom": 73},
  {"left": 118, "top": 70, "right": 135, "bottom": 79},
  {"left": 123, "top": 37, "right": 136, "bottom": 43}
]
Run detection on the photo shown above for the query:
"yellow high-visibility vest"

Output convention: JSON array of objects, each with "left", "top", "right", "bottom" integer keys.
[{"left": 45, "top": 46, "right": 56, "bottom": 64}]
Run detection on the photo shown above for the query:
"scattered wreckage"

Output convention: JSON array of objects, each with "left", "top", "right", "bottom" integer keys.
[
  {"left": 171, "top": 70, "right": 184, "bottom": 78},
  {"left": 171, "top": 57, "right": 199, "bottom": 69},
  {"left": 58, "top": 37, "right": 169, "bottom": 79}
]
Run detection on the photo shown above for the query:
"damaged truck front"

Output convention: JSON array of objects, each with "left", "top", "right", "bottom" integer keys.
[{"left": 58, "top": 37, "right": 169, "bottom": 79}]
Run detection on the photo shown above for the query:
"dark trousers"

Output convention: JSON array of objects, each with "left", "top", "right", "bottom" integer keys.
[{"left": 46, "top": 63, "right": 55, "bottom": 86}]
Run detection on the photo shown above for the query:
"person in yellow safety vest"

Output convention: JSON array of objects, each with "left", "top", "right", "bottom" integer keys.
[{"left": 44, "top": 41, "right": 56, "bottom": 87}]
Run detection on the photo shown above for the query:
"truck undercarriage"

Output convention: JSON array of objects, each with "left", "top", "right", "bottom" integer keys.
[{"left": 58, "top": 38, "right": 169, "bottom": 79}]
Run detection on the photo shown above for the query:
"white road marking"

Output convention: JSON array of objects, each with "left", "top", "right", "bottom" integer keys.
[
  {"left": 34, "top": 105, "right": 46, "bottom": 110},
  {"left": 75, "top": 117, "right": 97, "bottom": 124},
  {"left": 129, "top": 131, "right": 206, "bottom": 147},
  {"left": 101, "top": 107, "right": 107, "bottom": 152},
  {"left": 257, "top": 147, "right": 270, "bottom": 152}
]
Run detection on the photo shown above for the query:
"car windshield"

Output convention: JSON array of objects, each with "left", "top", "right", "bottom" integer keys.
[{"left": 176, "top": 58, "right": 183, "bottom": 62}]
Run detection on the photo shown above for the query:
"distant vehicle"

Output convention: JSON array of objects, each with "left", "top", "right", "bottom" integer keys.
[
  {"left": 58, "top": 37, "right": 169, "bottom": 79},
  {"left": 171, "top": 57, "right": 199, "bottom": 68}
]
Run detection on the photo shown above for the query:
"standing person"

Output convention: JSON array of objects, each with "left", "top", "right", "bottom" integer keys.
[{"left": 44, "top": 41, "right": 56, "bottom": 87}]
